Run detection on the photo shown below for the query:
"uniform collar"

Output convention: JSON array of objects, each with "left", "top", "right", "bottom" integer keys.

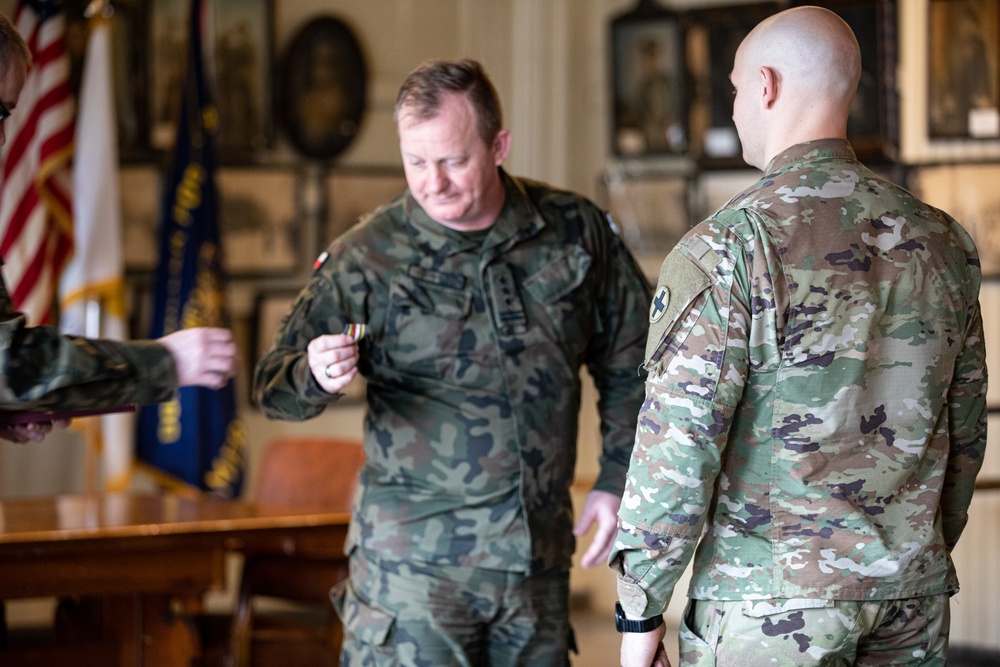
[
  {"left": 402, "top": 168, "right": 546, "bottom": 258},
  {"left": 763, "top": 139, "right": 857, "bottom": 175}
]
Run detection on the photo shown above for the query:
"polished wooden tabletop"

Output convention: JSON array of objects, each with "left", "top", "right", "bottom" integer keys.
[
  {"left": 0, "top": 493, "right": 352, "bottom": 666},
  {"left": 0, "top": 492, "right": 350, "bottom": 545}
]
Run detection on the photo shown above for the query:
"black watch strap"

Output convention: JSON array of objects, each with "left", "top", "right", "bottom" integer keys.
[{"left": 615, "top": 601, "right": 664, "bottom": 633}]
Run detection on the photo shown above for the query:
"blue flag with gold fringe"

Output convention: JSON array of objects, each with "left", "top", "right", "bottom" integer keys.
[{"left": 136, "top": 0, "right": 244, "bottom": 498}]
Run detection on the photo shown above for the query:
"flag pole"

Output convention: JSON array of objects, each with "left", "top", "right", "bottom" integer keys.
[{"left": 82, "top": 297, "right": 102, "bottom": 494}]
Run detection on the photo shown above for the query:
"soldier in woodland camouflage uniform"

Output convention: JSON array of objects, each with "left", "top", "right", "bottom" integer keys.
[
  {"left": 0, "top": 13, "right": 237, "bottom": 444},
  {"left": 612, "top": 7, "right": 987, "bottom": 667},
  {"left": 254, "top": 59, "right": 650, "bottom": 666}
]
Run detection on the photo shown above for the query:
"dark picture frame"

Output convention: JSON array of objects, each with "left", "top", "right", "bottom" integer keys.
[
  {"left": 609, "top": 0, "right": 687, "bottom": 158},
  {"left": 147, "top": 0, "right": 274, "bottom": 163},
  {"left": 64, "top": 0, "right": 152, "bottom": 162},
  {"left": 794, "top": 0, "right": 899, "bottom": 162},
  {"left": 217, "top": 168, "right": 301, "bottom": 278},
  {"left": 279, "top": 16, "right": 368, "bottom": 161},
  {"left": 927, "top": 0, "right": 1000, "bottom": 140},
  {"left": 684, "top": 2, "right": 778, "bottom": 169},
  {"left": 212, "top": 0, "right": 276, "bottom": 162}
]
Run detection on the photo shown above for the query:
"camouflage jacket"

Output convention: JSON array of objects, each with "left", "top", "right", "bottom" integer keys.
[
  {"left": 0, "top": 263, "right": 177, "bottom": 411},
  {"left": 255, "top": 170, "right": 650, "bottom": 574},
  {"left": 611, "top": 140, "right": 988, "bottom": 617}
]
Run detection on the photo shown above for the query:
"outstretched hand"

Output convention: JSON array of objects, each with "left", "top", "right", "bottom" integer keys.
[{"left": 158, "top": 327, "right": 238, "bottom": 389}]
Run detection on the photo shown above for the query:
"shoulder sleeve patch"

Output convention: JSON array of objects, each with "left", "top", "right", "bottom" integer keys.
[{"left": 645, "top": 248, "right": 712, "bottom": 363}]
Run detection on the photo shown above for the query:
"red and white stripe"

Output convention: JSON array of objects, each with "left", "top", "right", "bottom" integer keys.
[{"left": 0, "top": 1, "right": 74, "bottom": 325}]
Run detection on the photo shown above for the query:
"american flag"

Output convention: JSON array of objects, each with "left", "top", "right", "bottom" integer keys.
[{"left": 0, "top": 0, "right": 75, "bottom": 325}]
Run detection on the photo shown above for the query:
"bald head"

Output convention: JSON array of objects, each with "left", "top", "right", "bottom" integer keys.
[{"left": 730, "top": 6, "right": 861, "bottom": 168}]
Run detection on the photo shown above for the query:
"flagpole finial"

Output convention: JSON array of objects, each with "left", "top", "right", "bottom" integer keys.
[{"left": 84, "top": 0, "right": 114, "bottom": 19}]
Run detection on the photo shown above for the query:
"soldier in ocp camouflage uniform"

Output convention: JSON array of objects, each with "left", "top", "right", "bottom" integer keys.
[
  {"left": 0, "top": 12, "right": 237, "bottom": 444},
  {"left": 612, "top": 7, "right": 987, "bottom": 667},
  {"left": 254, "top": 59, "right": 650, "bottom": 666}
]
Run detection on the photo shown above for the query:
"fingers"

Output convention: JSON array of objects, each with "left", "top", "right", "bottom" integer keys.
[
  {"left": 308, "top": 335, "right": 361, "bottom": 394},
  {"left": 0, "top": 422, "right": 52, "bottom": 444},
  {"left": 159, "top": 327, "right": 239, "bottom": 389}
]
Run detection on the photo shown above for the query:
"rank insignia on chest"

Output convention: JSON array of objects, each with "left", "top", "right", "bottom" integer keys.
[{"left": 650, "top": 286, "right": 670, "bottom": 323}]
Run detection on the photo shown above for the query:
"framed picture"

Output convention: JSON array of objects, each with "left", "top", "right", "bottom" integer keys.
[
  {"left": 792, "top": 0, "right": 899, "bottom": 162},
  {"left": 609, "top": 0, "right": 687, "bottom": 157},
  {"left": 251, "top": 290, "right": 366, "bottom": 406},
  {"left": 927, "top": 0, "right": 1000, "bottom": 140},
  {"left": 326, "top": 169, "right": 407, "bottom": 242},
  {"left": 63, "top": 0, "right": 152, "bottom": 161},
  {"left": 684, "top": 3, "right": 778, "bottom": 169},
  {"left": 148, "top": 0, "right": 274, "bottom": 162},
  {"left": 121, "top": 165, "right": 163, "bottom": 271},
  {"left": 217, "top": 168, "right": 301, "bottom": 277},
  {"left": 212, "top": 0, "right": 275, "bottom": 162},
  {"left": 279, "top": 16, "right": 368, "bottom": 161},
  {"left": 908, "top": 163, "right": 1000, "bottom": 277}
]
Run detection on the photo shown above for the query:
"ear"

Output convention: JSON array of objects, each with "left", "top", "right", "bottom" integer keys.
[
  {"left": 759, "top": 66, "right": 778, "bottom": 109},
  {"left": 492, "top": 129, "right": 512, "bottom": 166}
]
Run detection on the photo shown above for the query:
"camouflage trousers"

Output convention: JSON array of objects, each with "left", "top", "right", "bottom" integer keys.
[
  {"left": 331, "top": 548, "right": 574, "bottom": 667},
  {"left": 678, "top": 594, "right": 950, "bottom": 666}
]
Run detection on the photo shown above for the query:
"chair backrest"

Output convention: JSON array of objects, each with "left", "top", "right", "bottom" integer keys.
[{"left": 254, "top": 437, "right": 365, "bottom": 511}]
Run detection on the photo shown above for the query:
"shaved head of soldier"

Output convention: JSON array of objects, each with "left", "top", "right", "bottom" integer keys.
[{"left": 730, "top": 5, "right": 861, "bottom": 169}]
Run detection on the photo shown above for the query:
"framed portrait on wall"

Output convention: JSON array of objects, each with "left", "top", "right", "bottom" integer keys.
[
  {"left": 279, "top": 16, "right": 368, "bottom": 161},
  {"left": 609, "top": 0, "right": 687, "bottom": 158},
  {"left": 684, "top": 2, "right": 778, "bottom": 169},
  {"left": 927, "top": 0, "right": 1000, "bottom": 140},
  {"left": 217, "top": 168, "right": 301, "bottom": 277},
  {"left": 148, "top": 0, "right": 274, "bottom": 162},
  {"left": 212, "top": 0, "right": 275, "bottom": 161},
  {"left": 327, "top": 169, "right": 407, "bottom": 242},
  {"left": 64, "top": 0, "right": 152, "bottom": 161}
]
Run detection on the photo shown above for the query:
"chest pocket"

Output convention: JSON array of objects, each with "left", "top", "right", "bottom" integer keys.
[
  {"left": 385, "top": 267, "right": 471, "bottom": 378},
  {"left": 523, "top": 246, "right": 592, "bottom": 304}
]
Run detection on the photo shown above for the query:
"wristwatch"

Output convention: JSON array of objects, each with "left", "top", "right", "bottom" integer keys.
[{"left": 615, "top": 601, "right": 664, "bottom": 633}]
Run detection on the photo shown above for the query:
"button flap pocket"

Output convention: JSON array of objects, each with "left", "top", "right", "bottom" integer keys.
[
  {"left": 523, "top": 246, "right": 592, "bottom": 303},
  {"left": 390, "top": 272, "right": 470, "bottom": 319},
  {"left": 331, "top": 580, "right": 396, "bottom": 646},
  {"left": 742, "top": 599, "right": 834, "bottom": 618}
]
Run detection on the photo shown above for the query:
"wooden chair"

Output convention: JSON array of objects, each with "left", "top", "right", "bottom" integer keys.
[{"left": 227, "top": 437, "right": 364, "bottom": 667}]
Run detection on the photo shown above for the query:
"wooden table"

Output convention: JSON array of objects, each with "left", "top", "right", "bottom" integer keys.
[{"left": 0, "top": 493, "right": 350, "bottom": 666}]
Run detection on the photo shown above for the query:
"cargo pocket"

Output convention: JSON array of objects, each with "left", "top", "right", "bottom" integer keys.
[
  {"left": 678, "top": 599, "right": 719, "bottom": 667},
  {"left": 331, "top": 579, "right": 397, "bottom": 666}
]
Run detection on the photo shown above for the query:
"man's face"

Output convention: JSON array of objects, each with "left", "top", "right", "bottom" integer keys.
[
  {"left": 0, "top": 59, "right": 27, "bottom": 147},
  {"left": 398, "top": 92, "right": 509, "bottom": 231},
  {"left": 730, "top": 42, "right": 763, "bottom": 169}
]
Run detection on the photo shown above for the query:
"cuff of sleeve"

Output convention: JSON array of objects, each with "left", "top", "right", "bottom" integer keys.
[
  {"left": 616, "top": 577, "right": 671, "bottom": 619},
  {"left": 296, "top": 356, "right": 343, "bottom": 407},
  {"left": 120, "top": 341, "right": 178, "bottom": 404},
  {"left": 593, "top": 463, "right": 628, "bottom": 497}
]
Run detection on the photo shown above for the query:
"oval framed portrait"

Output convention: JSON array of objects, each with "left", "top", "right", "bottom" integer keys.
[{"left": 279, "top": 16, "right": 367, "bottom": 160}]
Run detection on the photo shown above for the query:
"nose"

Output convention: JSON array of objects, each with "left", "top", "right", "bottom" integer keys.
[{"left": 427, "top": 165, "right": 448, "bottom": 193}]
